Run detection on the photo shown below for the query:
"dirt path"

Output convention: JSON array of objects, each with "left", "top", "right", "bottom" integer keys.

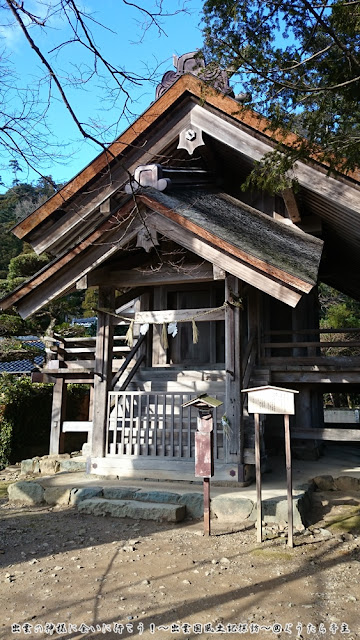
[{"left": 1, "top": 472, "right": 360, "bottom": 640}]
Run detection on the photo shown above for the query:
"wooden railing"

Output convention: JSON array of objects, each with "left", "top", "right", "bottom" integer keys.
[
  {"left": 44, "top": 334, "right": 130, "bottom": 371},
  {"left": 107, "top": 391, "right": 225, "bottom": 460},
  {"left": 261, "top": 328, "right": 360, "bottom": 361},
  {"left": 111, "top": 333, "right": 147, "bottom": 390}
]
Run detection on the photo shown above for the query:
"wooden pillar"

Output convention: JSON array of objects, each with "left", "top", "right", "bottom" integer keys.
[
  {"left": 152, "top": 286, "right": 167, "bottom": 366},
  {"left": 140, "top": 290, "right": 153, "bottom": 366},
  {"left": 91, "top": 287, "right": 115, "bottom": 458},
  {"left": 225, "top": 275, "right": 243, "bottom": 474},
  {"left": 49, "top": 378, "right": 67, "bottom": 454},
  {"left": 88, "top": 384, "right": 94, "bottom": 420}
]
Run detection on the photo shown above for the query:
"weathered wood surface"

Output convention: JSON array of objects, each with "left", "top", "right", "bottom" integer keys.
[
  {"left": 107, "top": 390, "right": 225, "bottom": 459},
  {"left": 190, "top": 103, "right": 360, "bottom": 211},
  {"left": 2, "top": 203, "right": 142, "bottom": 317},
  {"left": 112, "top": 333, "right": 147, "bottom": 388},
  {"left": 91, "top": 287, "right": 115, "bottom": 458},
  {"left": 263, "top": 356, "right": 360, "bottom": 366},
  {"left": 134, "top": 308, "right": 225, "bottom": 324},
  {"left": 282, "top": 188, "right": 301, "bottom": 224},
  {"left": 89, "top": 263, "right": 215, "bottom": 287},
  {"left": 140, "top": 195, "right": 314, "bottom": 295},
  {"left": 49, "top": 378, "right": 66, "bottom": 455},
  {"left": 263, "top": 340, "right": 360, "bottom": 349},
  {"left": 291, "top": 428, "right": 360, "bottom": 441},
  {"left": 146, "top": 211, "right": 302, "bottom": 307},
  {"left": 225, "top": 275, "right": 242, "bottom": 464}
]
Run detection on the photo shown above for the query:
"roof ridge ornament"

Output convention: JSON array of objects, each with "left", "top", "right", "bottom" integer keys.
[{"left": 155, "top": 51, "right": 233, "bottom": 100}]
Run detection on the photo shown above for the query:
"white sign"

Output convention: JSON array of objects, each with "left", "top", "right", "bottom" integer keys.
[{"left": 242, "top": 386, "right": 299, "bottom": 415}]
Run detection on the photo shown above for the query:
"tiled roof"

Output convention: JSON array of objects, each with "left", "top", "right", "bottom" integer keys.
[
  {"left": 0, "top": 337, "right": 45, "bottom": 374},
  {"left": 0, "top": 355, "right": 44, "bottom": 373}
]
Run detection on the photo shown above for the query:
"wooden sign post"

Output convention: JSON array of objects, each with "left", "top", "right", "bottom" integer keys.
[
  {"left": 182, "top": 394, "right": 223, "bottom": 536},
  {"left": 242, "top": 386, "right": 299, "bottom": 547}
]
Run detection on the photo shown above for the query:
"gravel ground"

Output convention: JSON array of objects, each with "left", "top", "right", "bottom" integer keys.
[{"left": 1, "top": 468, "right": 360, "bottom": 640}]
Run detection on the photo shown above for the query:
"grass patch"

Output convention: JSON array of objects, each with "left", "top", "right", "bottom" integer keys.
[
  {"left": 327, "top": 511, "right": 360, "bottom": 534},
  {"left": 251, "top": 548, "right": 293, "bottom": 560},
  {"left": 0, "top": 481, "right": 11, "bottom": 499}
]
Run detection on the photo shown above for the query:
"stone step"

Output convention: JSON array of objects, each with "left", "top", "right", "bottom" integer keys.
[
  {"left": 77, "top": 497, "right": 186, "bottom": 522},
  {"left": 130, "top": 380, "right": 225, "bottom": 392},
  {"left": 124, "top": 367, "right": 226, "bottom": 393}
]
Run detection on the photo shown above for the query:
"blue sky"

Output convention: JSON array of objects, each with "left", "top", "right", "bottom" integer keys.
[{"left": 0, "top": 1, "right": 205, "bottom": 191}]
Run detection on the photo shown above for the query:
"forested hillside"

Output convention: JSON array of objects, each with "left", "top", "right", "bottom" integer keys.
[{"left": 0, "top": 177, "right": 95, "bottom": 350}]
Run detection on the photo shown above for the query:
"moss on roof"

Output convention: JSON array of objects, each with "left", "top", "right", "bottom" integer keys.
[{"left": 147, "top": 188, "right": 323, "bottom": 285}]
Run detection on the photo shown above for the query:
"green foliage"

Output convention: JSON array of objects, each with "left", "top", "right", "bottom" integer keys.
[
  {"left": 0, "top": 338, "right": 42, "bottom": 363},
  {"left": 0, "top": 414, "right": 12, "bottom": 469},
  {"left": 319, "top": 284, "right": 360, "bottom": 328},
  {"left": 0, "top": 313, "right": 25, "bottom": 337},
  {"left": 0, "top": 177, "right": 59, "bottom": 274},
  {"left": 54, "top": 322, "right": 89, "bottom": 338},
  {"left": 0, "top": 375, "right": 52, "bottom": 466},
  {"left": 0, "top": 375, "right": 89, "bottom": 466},
  {"left": 7, "top": 252, "right": 50, "bottom": 284},
  {"left": 324, "top": 303, "right": 360, "bottom": 330},
  {"left": 82, "top": 288, "right": 98, "bottom": 318},
  {"left": 202, "top": 0, "right": 360, "bottom": 188}
]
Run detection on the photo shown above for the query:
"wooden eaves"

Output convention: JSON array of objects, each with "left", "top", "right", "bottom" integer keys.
[
  {"left": 0, "top": 185, "right": 323, "bottom": 316},
  {"left": 12, "top": 73, "right": 360, "bottom": 244}
]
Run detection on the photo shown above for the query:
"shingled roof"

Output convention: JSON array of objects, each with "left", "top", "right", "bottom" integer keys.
[{"left": 140, "top": 188, "right": 323, "bottom": 287}]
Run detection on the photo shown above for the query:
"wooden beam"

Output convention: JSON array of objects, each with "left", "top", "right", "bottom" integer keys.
[
  {"left": 213, "top": 265, "right": 226, "bottom": 280},
  {"left": 190, "top": 104, "right": 360, "bottom": 216},
  {"left": 225, "top": 275, "right": 243, "bottom": 466},
  {"left": 76, "top": 275, "right": 88, "bottom": 290},
  {"left": 49, "top": 378, "right": 67, "bottom": 455},
  {"left": 10, "top": 215, "right": 142, "bottom": 318},
  {"left": 282, "top": 188, "right": 301, "bottom": 223},
  {"left": 16, "top": 103, "right": 194, "bottom": 250},
  {"left": 291, "top": 428, "right": 360, "bottom": 441},
  {"left": 62, "top": 421, "right": 93, "bottom": 433},
  {"left": 100, "top": 198, "right": 111, "bottom": 215},
  {"left": 145, "top": 211, "right": 303, "bottom": 307},
  {"left": 91, "top": 287, "right": 115, "bottom": 458},
  {"left": 89, "top": 263, "right": 214, "bottom": 287},
  {"left": 115, "top": 287, "right": 147, "bottom": 310},
  {"left": 134, "top": 307, "right": 225, "bottom": 324}
]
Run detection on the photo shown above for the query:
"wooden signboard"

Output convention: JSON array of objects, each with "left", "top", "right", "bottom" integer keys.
[
  {"left": 245, "top": 385, "right": 298, "bottom": 415},
  {"left": 242, "top": 385, "right": 299, "bottom": 548}
]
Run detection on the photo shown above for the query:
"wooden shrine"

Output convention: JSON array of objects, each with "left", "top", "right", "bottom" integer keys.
[{"left": 1, "top": 52, "right": 360, "bottom": 482}]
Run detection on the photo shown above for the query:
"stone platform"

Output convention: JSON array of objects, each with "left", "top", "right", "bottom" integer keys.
[{"left": 7, "top": 443, "right": 360, "bottom": 529}]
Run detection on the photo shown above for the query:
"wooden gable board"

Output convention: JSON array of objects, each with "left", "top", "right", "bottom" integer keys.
[
  {"left": 0, "top": 204, "right": 143, "bottom": 318},
  {"left": 1, "top": 195, "right": 308, "bottom": 316},
  {"left": 12, "top": 73, "right": 359, "bottom": 247}
]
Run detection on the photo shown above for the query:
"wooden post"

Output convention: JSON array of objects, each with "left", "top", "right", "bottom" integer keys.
[
  {"left": 91, "top": 287, "right": 115, "bottom": 458},
  {"left": 254, "top": 412, "right": 262, "bottom": 543},
  {"left": 49, "top": 378, "right": 67, "bottom": 454},
  {"left": 284, "top": 414, "right": 293, "bottom": 548},
  {"left": 88, "top": 384, "right": 94, "bottom": 421},
  {"left": 203, "top": 477, "right": 211, "bottom": 536},
  {"left": 152, "top": 286, "right": 167, "bottom": 366},
  {"left": 225, "top": 275, "right": 243, "bottom": 474}
]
